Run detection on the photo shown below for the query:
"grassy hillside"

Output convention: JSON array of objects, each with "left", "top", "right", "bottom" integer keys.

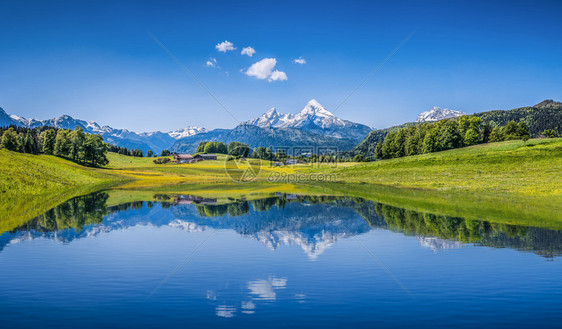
[
  {"left": 0, "top": 150, "right": 122, "bottom": 232},
  {"left": 2, "top": 139, "right": 561, "bottom": 232},
  {"left": 0, "top": 150, "right": 119, "bottom": 197},
  {"left": 321, "top": 138, "right": 562, "bottom": 196}
]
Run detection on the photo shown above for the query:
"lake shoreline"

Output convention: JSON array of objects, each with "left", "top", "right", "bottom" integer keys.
[{"left": 2, "top": 138, "right": 561, "bottom": 232}]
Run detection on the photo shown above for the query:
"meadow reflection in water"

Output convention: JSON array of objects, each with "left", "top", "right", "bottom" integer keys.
[{"left": 3, "top": 191, "right": 562, "bottom": 259}]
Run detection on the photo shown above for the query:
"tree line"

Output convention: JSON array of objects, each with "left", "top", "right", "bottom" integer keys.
[
  {"left": 196, "top": 141, "right": 250, "bottom": 157},
  {"left": 375, "top": 117, "right": 530, "bottom": 159},
  {"left": 1, "top": 125, "right": 108, "bottom": 167},
  {"left": 106, "top": 145, "right": 146, "bottom": 157}
]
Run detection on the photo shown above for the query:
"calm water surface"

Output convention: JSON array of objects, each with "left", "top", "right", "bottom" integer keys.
[{"left": 1, "top": 192, "right": 561, "bottom": 328}]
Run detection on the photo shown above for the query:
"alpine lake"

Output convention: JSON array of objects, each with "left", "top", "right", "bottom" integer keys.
[{"left": 1, "top": 183, "right": 561, "bottom": 328}]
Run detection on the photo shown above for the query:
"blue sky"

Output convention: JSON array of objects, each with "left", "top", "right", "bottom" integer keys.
[{"left": 1, "top": 0, "right": 561, "bottom": 132}]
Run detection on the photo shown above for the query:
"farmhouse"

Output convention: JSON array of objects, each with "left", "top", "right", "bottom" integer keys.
[{"left": 173, "top": 153, "right": 218, "bottom": 164}]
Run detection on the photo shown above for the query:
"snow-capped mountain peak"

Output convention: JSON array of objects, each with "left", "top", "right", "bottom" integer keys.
[
  {"left": 243, "top": 107, "right": 295, "bottom": 128},
  {"left": 244, "top": 100, "right": 344, "bottom": 129},
  {"left": 299, "top": 99, "right": 335, "bottom": 118},
  {"left": 416, "top": 106, "right": 467, "bottom": 122},
  {"left": 167, "top": 126, "right": 208, "bottom": 139},
  {"left": 241, "top": 99, "right": 372, "bottom": 140}
]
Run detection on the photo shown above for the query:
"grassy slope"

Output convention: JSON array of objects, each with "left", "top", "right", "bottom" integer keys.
[
  {"left": 321, "top": 138, "right": 562, "bottom": 196},
  {"left": 0, "top": 150, "right": 118, "bottom": 196},
  {"left": 0, "top": 150, "right": 123, "bottom": 231},
  {"left": 2, "top": 139, "right": 561, "bottom": 232}
]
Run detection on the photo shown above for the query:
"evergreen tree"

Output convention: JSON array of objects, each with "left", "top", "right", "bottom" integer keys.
[{"left": 17, "top": 132, "right": 25, "bottom": 152}]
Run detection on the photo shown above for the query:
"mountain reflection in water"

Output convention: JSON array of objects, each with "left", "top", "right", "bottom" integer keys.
[{"left": 2, "top": 191, "right": 562, "bottom": 259}]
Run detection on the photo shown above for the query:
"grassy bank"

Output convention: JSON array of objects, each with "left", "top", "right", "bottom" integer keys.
[
  {"left": 0, "top": 150, "right": 125, "bottom": 231},
  {"left": 318, "top": 138, "right": 562, "bottom": 196},
  {"left": 0, "top": 150, "right": 120, "bottom": 194},
  {"left": 1, "top": 138, "right": 561, "bottom": 232}
]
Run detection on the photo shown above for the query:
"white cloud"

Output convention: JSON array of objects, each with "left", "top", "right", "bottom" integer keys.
[
  {"left": 292, "top": 57, "right": 306, "bottom": 64},
  {"left": 245, "top": 58, "right": 288, "bottom": 82},
  {"left": 215, "top": 40, "right": 235, "bottom": 52},
  {"left": 245, "top": 58, "right": 277, "bottom": 80},
  {"left": 206, "top": 57, "right": 217, "bottom": 67},
  {"left": 241, "top": 46, "right": 256, "bottom": 57},
  {"left": 268, "top": 70, "right": 288, "bottom": 82}
]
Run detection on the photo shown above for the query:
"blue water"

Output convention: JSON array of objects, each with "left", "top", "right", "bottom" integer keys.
[{"left": 1, "top": 193, "right": 561, "bottom": 328}]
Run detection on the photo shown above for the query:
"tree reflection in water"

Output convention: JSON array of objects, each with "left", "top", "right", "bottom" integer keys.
[{"left": 2, "top": 191, "right": 562, "bottom": 258}]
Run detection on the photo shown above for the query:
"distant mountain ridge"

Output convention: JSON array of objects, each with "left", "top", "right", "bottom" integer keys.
[
  {"left": 171, "top": 100, "right": 372, "bottom": 153},
  {"left": 1, "top": 99, "right": 371, "bottom": 154},
  {"left": 0, "top": 107, "right": 205, "bottom": 153},
  {"left": 353, "top": 99, "right": 562, "bottom": 157},
  {"left": 416, "top": 106, "right": 466, "bottom": 122},
  {"left": 170, "top": 124, "right": 360, "bottom": 154}
]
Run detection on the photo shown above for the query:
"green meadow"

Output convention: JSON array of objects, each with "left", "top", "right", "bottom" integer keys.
[
  {"left": 1, "top": 138, "right": 561, "bottom": 233},
  {"left": 320, "top": 138, "right": 562, "bottom": 196}
]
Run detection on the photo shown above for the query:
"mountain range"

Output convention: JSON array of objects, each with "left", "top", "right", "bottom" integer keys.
[
  {"left": 242, "top": 99, "right": 372, "bottom": 140},
  {"left": 0, "top": 107, "right": 206, "bottom": 153},
  {"left": 171, "top": 100, "right": 372, "bottom": 153},
  {"left": 1, "top": 99, "right": 372, "bottom": 154},
  {"left": 353, "top": 99, "right": 562, "bottom": 157},
  {"left": 416, "top": 106, "right": 466, "bottom": 122},
  {"left": 8, "top": 99, "right": 551, "bottom": 156}
]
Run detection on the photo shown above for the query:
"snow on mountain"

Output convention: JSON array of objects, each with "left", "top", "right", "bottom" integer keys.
[
  {"left": 244, "top": 107, "right": 295, "bottom": 128},
  {"left": 416, "top": 106, "right": 466, "bottom": 122},
  {"left": 242, "top": 99, "right": 372, "bottom": 140},
  {"left": 2, "top": 99, "right": 373, "bottom": 154},
  {"left": 167, "top": 126, "right": 208, "bottom": 139},
  {"left": 0, "top": 107, "right": 206, "bottom": 153},
  {"left": 244, "top": 100, "right": 347, "bottom": 129}
]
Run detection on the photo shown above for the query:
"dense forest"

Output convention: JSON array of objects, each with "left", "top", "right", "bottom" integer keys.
[
  {"left": 354, "top": 99, "right": 562, "bottom": 158},
  {"left": 473, "top": 100, "right": 562, "bottom": 136},
  {"left": 375, "top": 118, "right": 531, "bottom": 159},
  {"left": 0, "top": 125, "right": 109, "bottom": 166}
]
